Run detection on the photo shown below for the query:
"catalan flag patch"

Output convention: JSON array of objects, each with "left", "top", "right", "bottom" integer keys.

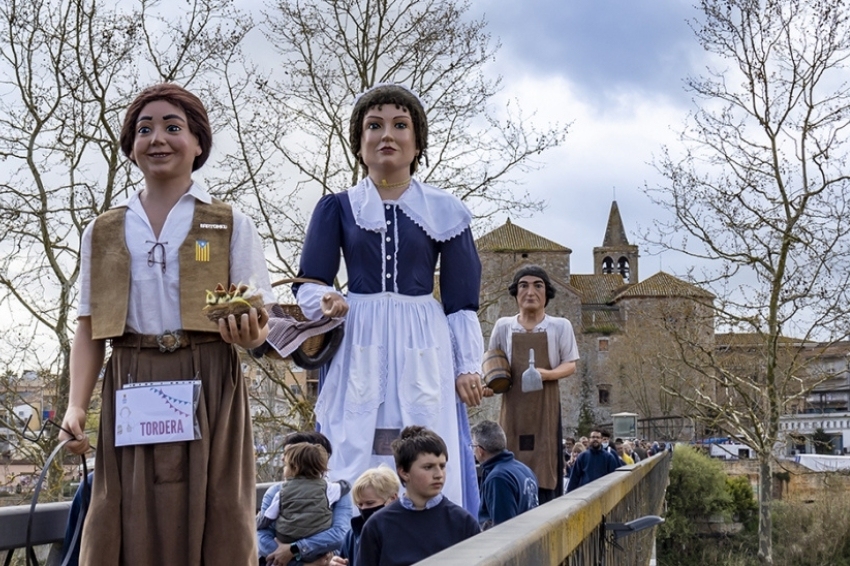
[{"left": 195, "top": 240, "right": 210, "bottom": 262}]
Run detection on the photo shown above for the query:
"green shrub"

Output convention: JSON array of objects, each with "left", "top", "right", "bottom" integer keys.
[
  {"left": 726, "top": 475, "right": 758, "bottom": 531},
  {"left": 658, "top": 446, "right": 737, "bottom": 565}
]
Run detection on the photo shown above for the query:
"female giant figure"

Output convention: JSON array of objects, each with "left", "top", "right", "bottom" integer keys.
[{"left": 290, "top": 84, "right": 484, "bottom": 513}]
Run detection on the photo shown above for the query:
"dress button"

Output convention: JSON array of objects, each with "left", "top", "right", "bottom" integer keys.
[
  {"left": 386, "top": 205, "right": 391, "bottom": 210},
  {"left": 386, "top": 220, "right": 391, "bottom": 225},
  {"left": 386, "top": 273, "right": 392, "bottom": 279},
  {"left": 386, "top": 237, "right": 391, "bottom": 242},
  {"left": 386, "top": 255, "right": 392, "bottom": 260}
]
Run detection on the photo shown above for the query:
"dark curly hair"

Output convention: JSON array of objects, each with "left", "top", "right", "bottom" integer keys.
[
  {"left": 119, "top": 83, "right": 212, "bottom": 172},
  {"left": 349, "top": 84, "right": 428, "bottom": 176},
  {"left": 508, "top": 265, "right": 556, "bottom": 306}
]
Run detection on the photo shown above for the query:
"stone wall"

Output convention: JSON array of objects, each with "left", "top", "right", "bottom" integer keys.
[{"left": 723, "top": 458, "right": 850, "bottom": 501}]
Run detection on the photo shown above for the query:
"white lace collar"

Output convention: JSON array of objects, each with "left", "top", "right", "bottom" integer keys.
[{"left": 347, "top": 177, "right": 472, "bottom": 242}]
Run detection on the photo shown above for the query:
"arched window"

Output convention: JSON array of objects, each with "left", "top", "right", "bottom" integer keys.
[
  {"left": 617, "top": 256, "right": 630, "bottom": 282},
  {"left": 602, "top": 256, "right": 614, "bottom": 274}
]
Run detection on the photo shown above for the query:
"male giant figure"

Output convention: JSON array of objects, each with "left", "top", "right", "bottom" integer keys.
[{"left": 487, "top": 265, "right": 579, "bottom": 504}]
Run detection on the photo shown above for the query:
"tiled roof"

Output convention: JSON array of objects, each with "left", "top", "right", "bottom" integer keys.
[
  {"left": 613, "top": 272, "right": 715, "bottom": 300},
  {"left": 570, "top": 274, "right": 628, "bottom": 304},
  {"left": 715, "top": 333, "right": 801, "bottom": 347},
  {"left": 476, "top": 219, "right": 570, "bottom": 252},
  {"left": 581, "top": 307, "right": 623, "bottom": 329}
]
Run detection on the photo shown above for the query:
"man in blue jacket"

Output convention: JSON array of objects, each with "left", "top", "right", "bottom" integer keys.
[
  {"left": 470, "top": 420, "right": 539, "bottom": 530},
  {"left": 566, "top": 429, "right": 621, "bottom": 493}
]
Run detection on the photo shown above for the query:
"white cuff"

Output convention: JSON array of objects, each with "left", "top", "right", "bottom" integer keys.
[
  {"left": 296, "top": 283, "right": 340, "bottom": 321},
  {"left": 447, "top": 310, "right": 483, "bottom": 377}
]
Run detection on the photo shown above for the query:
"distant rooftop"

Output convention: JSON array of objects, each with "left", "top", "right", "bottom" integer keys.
[
  {"left": 613, "top": 271, "right": 715, "bottom": 301},
  {"left": 570, "top": 274, "right": 628, "bottom": 304},
  {"left": 476, "top": 219, "right": 570, "bottom": 253}
]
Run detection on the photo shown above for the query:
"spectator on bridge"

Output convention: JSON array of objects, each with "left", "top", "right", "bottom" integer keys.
[
  {"left": 564, "top": 443, "right": 586, "bottom": 480},
  {"left": 647, "top": 442, "right": 662, "bottom": 457},
  {"left": 356, "top": 426, "right": 480, "bottom": 566},
  {"left": 259, "top": 431, "right": 352, "bottom": 566},
  {"left": 633, "top": 440, "right": 648, "bottom": 461},
  {"left": 600, "top": 430, "right": 615, "bottom": 455},
  {"left": 258, "top": 443, "right": 351, "bottom": 554},
  {"left": 625, "top": 441, "right": 640, "bottom": 463},
  {"left": 487, "top": 265, "right": 580, "bottom": 504},
  {"left": 470, "top": 420, "right": 539, "bottom": 530},
  {"left": 331, "top": 465, "right": 400, "bottom": 566},
  {"left": 566, "top": 429, "right": 621, "bottom": 493},
  {"left": 614, "top": 439, "right": 633, "bottom": 465}
]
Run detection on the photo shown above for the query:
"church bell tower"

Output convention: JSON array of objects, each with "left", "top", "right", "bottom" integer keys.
[{"left": 593, "top": 201, "right": 639, "bottom": 283}]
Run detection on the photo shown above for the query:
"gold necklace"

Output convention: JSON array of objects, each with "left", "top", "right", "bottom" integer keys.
[{"left": 379, "top": 178, "right": 412, "bottom": 190}]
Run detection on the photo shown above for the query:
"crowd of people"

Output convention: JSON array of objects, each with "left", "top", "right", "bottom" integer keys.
[{"left": 54, "top": 80, "right": 662, "bottom": 566}]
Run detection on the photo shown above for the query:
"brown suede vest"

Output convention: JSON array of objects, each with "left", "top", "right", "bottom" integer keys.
[{"left": 89, "top": 199, "right": 233, "bottom": 339}]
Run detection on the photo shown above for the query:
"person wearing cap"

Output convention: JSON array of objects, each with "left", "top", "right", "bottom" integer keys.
[{"left": 487, "top": 265, "right": 579, "bottom": 504}]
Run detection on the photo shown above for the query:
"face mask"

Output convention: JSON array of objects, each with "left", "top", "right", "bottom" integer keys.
[{"left": 359, "top": 503, "right": 386, "bottom": 523}]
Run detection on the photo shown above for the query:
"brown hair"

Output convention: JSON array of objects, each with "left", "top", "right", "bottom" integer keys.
[
  {"left": 119, "top": 83, "right": 212, "bottom": 171},
  {"left": 349, "top": 84, "right": 428, "bottom": 176},
  {"left": 284, "top": 442, "right": 329, "bottom": 480},
  {"left": 391, "top": 425, "right": 447, "bottom": 483}
]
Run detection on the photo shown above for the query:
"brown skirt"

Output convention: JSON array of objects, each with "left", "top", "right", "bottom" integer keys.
[{"left": 80, "top": 337, "right": 257, "bottom": 566}]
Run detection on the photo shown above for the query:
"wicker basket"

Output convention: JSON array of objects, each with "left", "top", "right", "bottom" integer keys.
[
  {"left": 272, "top": 278, "right": 333, "bottom": 357},
  {"left": 277, "top": 303, "right": 324, "bottom": 356}
]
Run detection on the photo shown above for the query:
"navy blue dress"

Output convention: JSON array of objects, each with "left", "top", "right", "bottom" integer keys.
[{"left": 294, "top": 179, "right": 483, "bottom": 514}]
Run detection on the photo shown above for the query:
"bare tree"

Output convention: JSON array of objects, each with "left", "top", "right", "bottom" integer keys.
[
  {"left": 607, "top": 297, "right": 715, "bottom": 422},
  {"left": 645, "top": 1, "right": 850, "bottom": 563},
  {"left": 0, "top": 0, "right": 569, "bottom": 500},
  {"left": 260, "top": 0, "right": 568, "bottom": 228}
]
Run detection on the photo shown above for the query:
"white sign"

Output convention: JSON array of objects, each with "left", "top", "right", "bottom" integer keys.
[{"left": 115, "top": 381, "right": 200, "bottom": 446}]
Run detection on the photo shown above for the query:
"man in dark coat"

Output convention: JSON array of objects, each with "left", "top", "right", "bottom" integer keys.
[
  {"left": 566, "top": 429, "right": 621, "bottom": 493},
  {"left": 471, "top": 420, "right": 539, "bottom": 529}
]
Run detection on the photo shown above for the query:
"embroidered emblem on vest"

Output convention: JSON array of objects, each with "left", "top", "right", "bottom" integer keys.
[
  {"left": 199, "top": 223, "right": 228, "bottom": 230},
  {"left": 196, "top": 240, "right": 210, "bottom": 262}
]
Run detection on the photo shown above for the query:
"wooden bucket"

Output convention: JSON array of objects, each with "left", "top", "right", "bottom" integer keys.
[{"left": 482, "top": 349, "right": 512, "bottom": 393}]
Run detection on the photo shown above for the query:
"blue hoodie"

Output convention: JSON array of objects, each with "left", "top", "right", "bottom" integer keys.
[{"left": 478, "top": 450, "right": 539, "bottom": 529}]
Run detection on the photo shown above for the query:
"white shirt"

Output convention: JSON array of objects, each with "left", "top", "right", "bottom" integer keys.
[
  {"left": 488, "top": 314, "right": 580, "bottom": 369},
  {"left": 78, "top": 183, "right": 274, "bottom": 335}
]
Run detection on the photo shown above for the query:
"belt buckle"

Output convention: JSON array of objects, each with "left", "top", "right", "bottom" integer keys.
[{"left": 156, "top": 330, "right": 184, "bottom": 353}]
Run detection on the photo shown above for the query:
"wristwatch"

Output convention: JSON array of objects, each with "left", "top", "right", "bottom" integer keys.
[{"left": 290, "top": 543, "right": 302, "bottom": 561}]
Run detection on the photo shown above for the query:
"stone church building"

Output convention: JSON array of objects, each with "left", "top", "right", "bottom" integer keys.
[{"left": 475, "top": 201, "right": 715, "bottom": 436}]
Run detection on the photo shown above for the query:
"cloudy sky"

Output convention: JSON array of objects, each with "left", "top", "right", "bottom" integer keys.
[{"left": 467, "top": 0, "right": 707, "bottom": 277}]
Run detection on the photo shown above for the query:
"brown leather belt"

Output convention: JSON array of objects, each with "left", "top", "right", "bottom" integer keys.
[{"left": 112, "top": 331, "right": 221, "bottom": 353}]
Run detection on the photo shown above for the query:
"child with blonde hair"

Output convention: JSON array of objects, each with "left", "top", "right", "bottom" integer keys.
[{"left": 331, "top": 465, "right": 400, "bottom": 566}]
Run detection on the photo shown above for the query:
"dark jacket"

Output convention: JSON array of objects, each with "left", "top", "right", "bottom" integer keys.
[
  {"left": 566, "top": 446, "right": 621, "bottom": 492},
  {"left": 478, "top": 450, "right": 539, "bottom": 529},
  {"left": 338, "top": 514, "right": 366, "bottom": 565}
]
